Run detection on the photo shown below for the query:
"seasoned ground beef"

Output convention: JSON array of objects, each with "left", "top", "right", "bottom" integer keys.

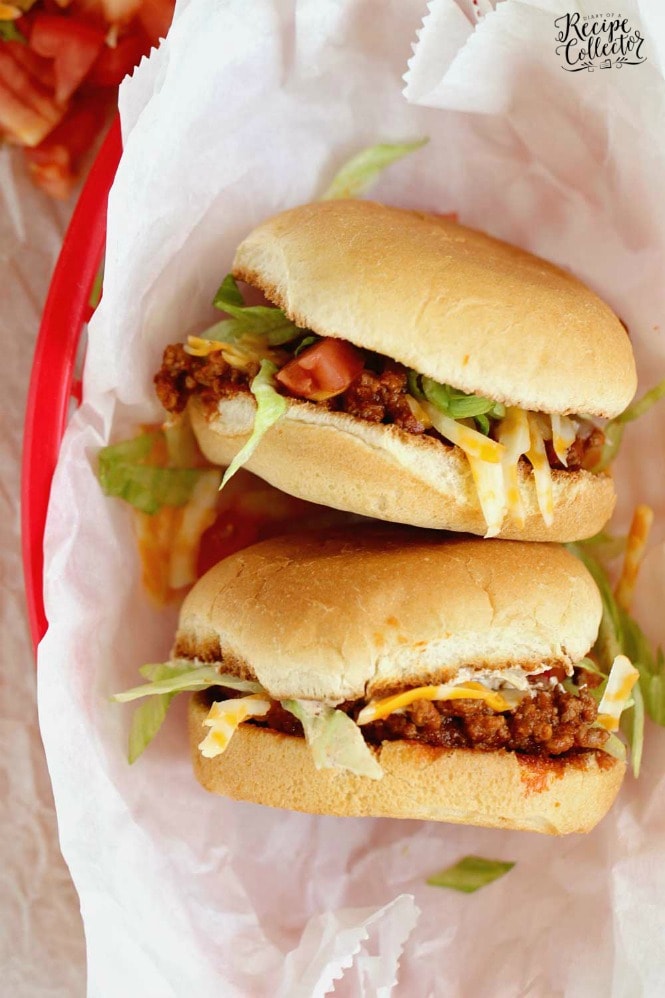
[
  {"left": 203, "top": 673, "right": 608, "bottom": 758},
  {"left": 154, "top": 343, "right": 254, "bottom": 415},
  {"left": 339, "top": 364, "right": 425, "bottom": 434},
  {"left": 358, "top": 686, "right": 607, "bottom": 755},
  {"left": 154, "top": 340, "right": 604, "bottom": 468}
]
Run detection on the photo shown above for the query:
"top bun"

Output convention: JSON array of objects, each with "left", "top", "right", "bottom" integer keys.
[
  {"left": 233, "top": 200, "right": 636, "bottom": 418},
  {"left": 175, "top": 527, "right": 602, "bottom": 702}
]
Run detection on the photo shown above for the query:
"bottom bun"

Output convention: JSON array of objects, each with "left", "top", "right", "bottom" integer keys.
[
  {"left": 189, "top": 396, "right": 615, "bottom": 542},
  {"left": 189, "top": 695, "right": 624, "bottom": 834}
]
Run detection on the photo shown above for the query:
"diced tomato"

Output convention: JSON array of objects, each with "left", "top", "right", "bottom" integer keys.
[
  {"left": 87, "top": 30, "right": 150, "bottom": 86},
  {"left": 24, "top": 90, "right": 111, "bottom": 198},
  {"left": 276, "top": 338, "right": 364, "bottom": 401},
  {"left": 30, "top": 14, "right": 106, "bottom": 103},
  {"left": 136, "top": 0, "right": 173, "bottom": 46}
]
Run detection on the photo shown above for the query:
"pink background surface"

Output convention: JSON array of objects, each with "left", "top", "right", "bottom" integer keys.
[{"left": 1, "top": 149, "right": 86, "bottom": 995}]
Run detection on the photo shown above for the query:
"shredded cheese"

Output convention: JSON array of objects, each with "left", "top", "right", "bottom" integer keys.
[
  {"left": 423, "top": 403, "right": 505, "bottom": 463},
  {"left": 596, "top": 655, "right": 640, "bottom": 731},
  {"left": 198, "top": 695, "right": 271, "bottom": 758},
  {"left": 467, "top": 455, "right": 507, "bottom": 538},
  {"left": 526, "top": 413, "right": 554, "bottom": 526},
  {"left": 551, "top": 414, "right": 578, "bottom": 467},
  {"left": 184, "top": 336, "right": 225, "bottom": 357},
  {"left": 615, "top": 504, "right": 654, "bottom": 613},
  {"left": 497, "top": 407, "right": 530, "bottom": 528},
  {"left": 356, "top": 681, "right": 522, "bottom": 725},
  {"left": 405, "top": 394, "right": 432, "bottom": 428},
  {"left": 184, "top": 335, "right": 266, "bottom": 371}
]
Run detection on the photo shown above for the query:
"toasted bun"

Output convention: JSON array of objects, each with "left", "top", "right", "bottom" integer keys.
[
  {"left": 233, "top": 200, "right": 636, "bottom": 418},
  {"left": 189, "top": 394, "right": 616, "bottom": 543},
  {"left": 175, "top": 527, "right": 602, "bottom": 701},
  {"left": 189, "top": 698, "right": 624, "bottom": 834}
]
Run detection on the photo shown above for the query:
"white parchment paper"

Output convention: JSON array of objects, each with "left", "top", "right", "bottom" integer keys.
[{"left": 39, "top": 0, "right": 665, "bottom": 993}]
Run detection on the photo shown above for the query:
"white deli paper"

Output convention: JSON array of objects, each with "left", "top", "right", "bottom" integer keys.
[{"left": 39, "top": 0, "right": 665, "bottom": 994}]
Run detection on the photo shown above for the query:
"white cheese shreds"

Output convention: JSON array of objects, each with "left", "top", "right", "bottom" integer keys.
[
  {"left": 526, "top": 413, "right": 554, "bottom": 526},
  {"left": 198, "top": 695, "right": 271, "bottom": 758},
  {"left": 423, "top": 403, "right": 505, "bottom": 462},
  {"left": 497, "top": 407, "right": 530, "bottom": 528},
  {"left": 551, "top": 414, "right": 578, "bottom": 467},
  {"left": 467, "top": 454, "right": 507, "bottom": 539},
  {"left": 422, "top": 400, "right": 570, "bottom": 535},
  {"left": 597, "top": 655, "right": 640, "bottom": 731}
]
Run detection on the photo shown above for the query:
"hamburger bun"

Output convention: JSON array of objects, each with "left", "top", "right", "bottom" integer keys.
[
  {"left": 186, "top": 201, "right": 632, "bottom": 541},
  {"left": 180, "top": 528, "right": 624, "bottom": 833},
  {"left": 174, "top": 528, "right": 602, "bottom": 701},
  {"left": 189, "top": 699, "right": 625, "bottom": 836},
  {"left": 233, "top": 199, "right": 636, "bottom": 417},
  {"left": 189, "top": 393, "right": 616, "bottom": 543}
]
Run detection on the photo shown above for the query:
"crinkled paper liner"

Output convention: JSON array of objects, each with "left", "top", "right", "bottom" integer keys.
[{"left": 39, "top": 1, "right": 665, "bottom": 994}]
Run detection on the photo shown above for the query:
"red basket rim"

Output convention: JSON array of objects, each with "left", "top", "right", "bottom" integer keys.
[{"left": 21, "top": 116, "right": 122, "bottom": 654}]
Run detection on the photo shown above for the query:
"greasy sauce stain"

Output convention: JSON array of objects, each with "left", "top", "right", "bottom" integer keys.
[
  {"left": 373, "top": 632, "right": 386, "bottom": 649},
  {"left": 517, "top": 754, "right": 567, "bottom": 794},
  {"left": 517, "top": 751, "right": 610, "bottom": 794},
  {"left": 385, "top": 616, "right": 400, "bottom": 628}
]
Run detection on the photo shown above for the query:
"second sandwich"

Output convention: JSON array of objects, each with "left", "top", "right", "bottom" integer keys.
[{"left": 122, "top": 526, "right": 641, "bottom": 834}]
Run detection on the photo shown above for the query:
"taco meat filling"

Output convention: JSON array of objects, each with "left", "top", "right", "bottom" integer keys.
[
  {"left": 154, "top": 342, "right": 605, "bottom": 472},
  {"left": 198, "top": 666, "right": 609, "bottom": 758}
]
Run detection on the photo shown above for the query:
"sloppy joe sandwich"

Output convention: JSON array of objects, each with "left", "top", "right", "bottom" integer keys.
[
  {"left": 146, "top": 527, "right": 638, "bottom": 834},
  {"left": 154, "top": 200, "right": 637, "bottom": 541}
]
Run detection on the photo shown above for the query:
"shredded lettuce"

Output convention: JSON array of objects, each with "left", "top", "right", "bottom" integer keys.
[
  {"left": 427, "top": 856, "right": 515, "bottom": 893},
  {"left": 602, "top": 732, "right": 628, "bottom": 762},
  {"left": 408, "top": 370, "right": 505, "bottom": 433},
  {"left": 578, "top": 529, "right": 627, "bottom": 566},
  {"left": 220, "top": 359, "right": 287, "bottom": 488},
  {"left": 282, "top": 700, "right": 383, "bottom": 779},
  {"left": 98, "top": 431, "right": 211, "bottom": 514},
  {"left": 208, "top": 274, "right": 302, "bottom": 345},
  {"left": 593, "top": 377, "right": 665, "bottom": 472},
  {"left": 112, "top": 663, "right": 262, "bottom": 702},
  {"left": 568, "top": 542, "right": 665, "bottom": 775},
  {"left": 321, "top": 139, "right": 428, "bottom": 200},
  {"left": 125, "top": 662, "right": 186, "bottom": 764},
  {"left": 294, "top": 334, "right": 320, "bottom": 356},
  {"left": 627, "top": 678, "right": 645, "bottom": 776},
  {"left": 114, "top": 661, "right": 263, "bottom": 763}
]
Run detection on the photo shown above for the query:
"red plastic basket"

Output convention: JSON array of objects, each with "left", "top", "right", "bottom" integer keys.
[{"left": 21, "top": 117, "right": 123, "bottom": 653}]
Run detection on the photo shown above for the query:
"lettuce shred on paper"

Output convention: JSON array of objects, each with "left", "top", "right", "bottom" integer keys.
[{"left": 427, "top": 856, "right": 515, "bottom": 893}]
